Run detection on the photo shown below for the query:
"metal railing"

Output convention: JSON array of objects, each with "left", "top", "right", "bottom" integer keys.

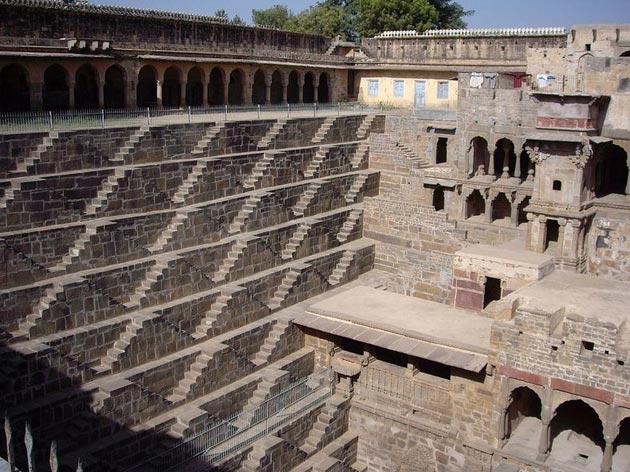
[
  {"left": 125, "top": 375, "right": 332, "bottom": 471},
  {"left": 0, "top": 102, "right": 383, "bottom": 134}
]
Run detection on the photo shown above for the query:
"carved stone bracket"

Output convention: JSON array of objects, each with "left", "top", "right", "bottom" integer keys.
[
  {"left": 525, "top": 145, "right": 550, "bottom": 164},
  {"left": 569, "top": 141, "right": 593, "bottom": 169}
]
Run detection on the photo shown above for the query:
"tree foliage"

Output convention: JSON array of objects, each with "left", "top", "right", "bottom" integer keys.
[{"left": 250, "top": 0, "right": 472, "bottom": 39}]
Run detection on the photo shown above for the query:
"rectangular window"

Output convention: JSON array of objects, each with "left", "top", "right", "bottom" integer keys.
[
  {"left": 393, "top": 80, "right": 404, "bottom": 97},
  {"left": 368, "top": 80, "right": 379, "bottom": 97},
  {"left": 437, "top": 81, "right": 449, "bottom": 99}
]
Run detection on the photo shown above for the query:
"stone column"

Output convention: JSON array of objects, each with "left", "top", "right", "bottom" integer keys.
[
  {"left": 313, "top": 76, "right": 320, "bottom": 104},
  {"left": 98, "top": 79, "right": 105, "bottom": 109},
  {"left": 538, "top": 216, "right": 548, "bottom": 253},
  {"left": 510, "top": 200, "right": 519, "bottom": 226},
  {"left": 223, "top": 79, "right": 230, "bottom": 106},
  {"left": 30, "top": 81, "right": 44, "bottom": 111},
  {"left": 281, "top": 75, "right": 288, "bottom": 105},
  {"left": 557, "top": 218, "right": 567, "bottom": 257},
  {"left": 298, "top": 77, "right": 305, "bottom": 104},
  {"left": 68, "top": 80, "right": 76, "bottom": 109},
  {"left": 537, "top": 400, "right": 553, "bottom": 462},
  {"left": 569, "top": 220, "right": 580, "bottom": 260},
  {"left": 265, "top": 73, "right": 272, "bottom": 105},
  {"left": 485, "top": 194, "right": 493, "bottom": 223},
  {"left": 156, "top": 80, "right": 163, "bottom": 107},
  {"left": 243, "top": 74, "right": 253, "bottom": 106},
  {"left": 514, "top": 149, "right": 522, "bottom": 179},
  {"left": 502, "top": 142, "right": 511, "bottom": 178},
  {"left": 601, "top": 440, "right": 614, "bottom": 472},
  {"left": 202, "top": 77, "right": 209, "bottom": 107},
  {"left": 180, "top": 80, "right": 187, "bottom": 108},
  {"left": 626, "top": 160, "right": 630, "bottom": 195},
  {"left": 488, "top": 146, "right": 496, "bottom": 176}
]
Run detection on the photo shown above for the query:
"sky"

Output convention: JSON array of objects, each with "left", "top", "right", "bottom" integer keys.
[{"left": 103, "top": 0, "right": 630, "bottom": 28}]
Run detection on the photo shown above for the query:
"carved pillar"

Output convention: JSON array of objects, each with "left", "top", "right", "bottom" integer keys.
[
  {"left": 281, "top": 75, "right": 288, "bottom": 105},
  {"left": 514, "top": 148, "right": 522, "bottom": 179},
  {"left": 156, "top": 80, "right": 163, "bottom": 107},
  {"left": 49, "top": 441, "right": 58, "bottom": 472},
  {"left": 538, "top": 216, "right": 548, "bottom": 253},
  {"left": 223, "top": 77, "right": 230, "bottom": 105},
  {"left": 488, "top": 146, "right": 495, "bottom": 176},
  {"left": 536, "top": 392, "right": 553, "bottom": 461},
  {"left": 202, "top": 77, "right": 209, "bottom": 107},
  {"left": 30, "top": 81, "right": 43, "bottom": 111},
  {"left": 510, "top": 200, "right": 519, "bottom": 226},
  {"left": 569, "top": 220, "right": 580, "bottom": 260},
  {"left": 243, "top": 73, "right": 253, "bottom": 106},
  {"left": 313, "top": 76, "right": 320, "bottom": 104},
  {"left": 601, "top": 405, "right": 619, "bottom": 472},
  {"left": 466, "top": 141, "right": 473, "bottom": 177},
  {"left": 496, "top": 378, "right": 511, "bottom": 448},
  {"left": 502, "top": 142, "right": 511, "bottom": 178},
  {"left": 98, "top": 79, "right": 105, "bottom": 109},
  {"left": 68, "top": 80, "right": 76, "bottom": 109},
  {"left": 485, "top": 193, "right": 493, "bottom": 223},
  {"left": 557, "top": 218, "right": 567, "bottom": 257},
  {"left": 180, "top": 79, "right": 187, "bottom": 107},
  {"left": 265, "top": 73, "right": 272, "bottom": 105},
  {"left": 298, "top": 78, "right": 305, "bottom": 104}
]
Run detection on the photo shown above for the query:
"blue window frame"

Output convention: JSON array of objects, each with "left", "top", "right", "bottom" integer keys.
[
  {"left": 368, "top": 80, "right": 379, "bottom": 97},
  {"left": 393, "top": 80, "right": 404, "bottom": 97},
  {"left": 437, "top": 81, "right": 449, "bottom": 99}
]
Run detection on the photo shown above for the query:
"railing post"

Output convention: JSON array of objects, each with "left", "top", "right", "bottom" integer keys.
[
  {"left": 101, "top": 109, "right": 105, "bottom": 129},
  {"left": 48, "top": 110, "right": 53, "bottom": 130}
]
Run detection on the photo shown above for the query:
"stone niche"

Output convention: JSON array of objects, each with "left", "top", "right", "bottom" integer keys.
[{"left": 531, "top": 92, "right": 609, "bottom": 132}]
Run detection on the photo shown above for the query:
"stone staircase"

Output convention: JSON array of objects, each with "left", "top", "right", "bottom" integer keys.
[
  {"left": 395, "top": 142, "right": 430, "bottom": 167},
  {"left": 16, "top": 281, "right": 66, "bottom": 339},
  {"left": 328, "top": 251, "right": 356, "bottom": 286},
  {"left": 172, "top": 161, "right": 209, "bottom": 204},
  {"left": 193, "top": 287, "right": 240, "bottom": 339},
  {"left": 49, "top": 223, "right": 100, "bottom": 273},
  {"left": 304, "top": 146, "right": 331, "bottom": 179},
  {"left": 191, "top": 123, "right": 224, "bottom": 155},
  {"left": 243, "top": 152, "right": 276, "bottom": 189},
  {"left": 147, "top": 208, "right": 192, "bottom": 254},
  {"left": 349, "top": 143, "right": 369, "bottom": 170},
  {"left": 258, "top": 119, "right": 287, "bottom": 150},
  {"left": 266, "top": 269, "right": 302, "bottom": 311},
  {"left": 111, "top": 126, "right": 151, "bottom": 164},
  {"left": 336, "top": 210, "right": 362, "bottom": 243},
  {"left": 212, "top": 239, "right": 249, "bottom": 283},
  {"left": 84, "top": 168, "right": 128, "bottom": 216},
  {"left": 356, "top": 115, "right": 376, "bottom": 140},
  {"left": 0, "top": 179, "right": 26, "bottom": 209},
  {"left": 228, "top": 194, "right": 265, "bottom": 234},
  {"left": 293, "top": 183, "right": 322, "bottom": 217},
  {"left": 281, "top": 223, "right": 311, "bottom": 260},
  {"left": 124, "top": 255, "right": 178, "bottom": 309},
  {"left": 344, "top": 174, "right": 369, "bottom": 203},
  {"left": 98, "top": 315, "right": 148, "bottom": 372},
  {"left": 232, "top": 369, "right": 291, "bottom": 429},
  {"left": 11, "top": 131, "right": 60, "bottom": 175},
  {"left": 300, "top": 394, "right": 350, "bottom": 455},
  {"left": 312, "top": 117, "right": 337, "bottom": 144},
  {"left": 166, "top": 351, "right": 213, "bottom": 403},
  {"left": 251, "top": 319, "right": 292, "bottom": 366}
]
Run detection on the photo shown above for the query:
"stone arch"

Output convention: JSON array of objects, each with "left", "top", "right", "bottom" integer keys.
[
  {"left": 43, "top": 64, "right": 70, "bottom": 110},
  {"left": 162, "top": 66, "right": 182, "bottom": 108},
  {"left": 208, "top": 67, "right": 225, "bottom": 106},
  {"left": 303, "top": 71, "right": 316, "bottom": 104},
  {"left": 620, "top": 51, "right": 630, "bottom": 57},
  {"left": 577, "top": 53, "right": 594, "bottom": 91},
  {"left": 432, "top": 185, "right": 445, "bottom": 211},
  {"left": 104, "top": 64, "right": 126, "bottom": 109},
  {"left": 137, "top": 65, "right": 158, "bottom": 108},
  {"left": 270, "top": 70, "right": 283, "bottom": 105},
  {"left": 75, "top": 64, "right": 99, "bottom": 110},
  {"left": 494, "top": 138, "right": 517, "bottom": 177},
  {"left": 466, "top": 189, "right": 485, "bottom": 219},
  {"left": 287, "top": 70, "right": 300, "bottom": 103},
  {"left": 228, "top": 68, "right": 244, "bottom": 105},
  {"left": 613, "top": 416, "right": 630, "bottom": 470},
  {"left": 492, "top": 193, "right": 512, "bottom": 222},
  {"left": 504, "top": 386, "right": 542, "bottom": 445},
  {"left": 549, "top": 400, "right": 605, "bottom": 466},
  {"left": 252, "top": 69, "right": 267, "bottom": 105},
  {"left": 186, "top": 67, "right": 204, "bottom": 107},
  {"left": 595, "top": 144, "right": 628, "bottom": 197},
  {"left": 318, "top": 72, "right": 330, "bottom": 103},
  {"left": 471, "top": 137, "right": 489, "bottom": 175},
  {"left": 0, "top": 63, "right": 30, "bottom": 112}
]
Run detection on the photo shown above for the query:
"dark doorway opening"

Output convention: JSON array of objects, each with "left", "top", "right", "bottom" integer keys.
[
  {"left": 0, "top": 64, "right": 30, "bottom": 112},
  {"left": 436, "top": 137, "right": 448, "bottom": 164},
  {"left": 43, "top": 64, "right": 70, "bottom": 110},
  {"left": 483, "top": 277, "right": 502, "bottom": 308},
  {"left": 432, "top": 186, "right": 445, "bottom": 211},
  {"left": 104, "top": 65, "right": 125, "bottom": 109},
  {"left": 545, "top": 219, "right": 560, "bottom": 252},
  {"left": 287, "top": 71, "right": 299, "bottom": 104}
]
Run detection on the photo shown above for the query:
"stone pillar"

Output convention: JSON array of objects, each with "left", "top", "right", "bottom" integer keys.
[
  {"left": 25, "top": 421, "right": 35, "bottom": 472},
  {"left": 601, "top": 440, "right": 614, "bottom": 472},
  {"left": 243, "top": 74, "right": 253, "bottom": 106},
  {"left": 4, "top": 417, "right": 15, "bottom": 472},
  {"left": 30, "top": 81, "right": 44, "bottom": 111},
  {"left": 156, "top": 80, "right": 163, "bottom": 107},
  {"left": 313, "top": 76, "right": 320, "bottom": 104},
  {"left": 538, "top": 216, "right": 548, "bottom": 253},
  {"left": 488, "top": 147, "right": 496, "bottom": 176},
  {"left": 265, "top": 72, "right": 272, "bottom": 105},
  {"left": 569, "top": 220, "right": 580, "bottom": 260},
  {"left": 514, "top": 149, "right": 522, "bottom": 179},
  {"left": 626, "top": 160, "right": 630, "bottom": 195},
  {"left": 502, "top": 142, "right": 510, "bottom": 178},
  {"left": 537, "top": 399, "right": 553, "bottom": 462},
  {"left": 510, "top": 201, "right": 519, "bottom": 226},
  {"left": 298, "top": 78, "right": 305, "bottom": 104},
  {"left": 557, "top": 218, "right": 567, "bottom": 257},
  {"left": 180, "top": 80, "right": 187, "bottom": 108},
  {"left": 68, "top": 80, "right": 76, "bottom": 109},
  {"left": 98, "top": 80, "right": 105, "bottom": 109},
  {"left": 281, "top": 75, "right": 288, "bottom": 105},
  {"left": 223, "top": 79, "right": 230, "bottom": 106},
  {"left": 202, "top": 78, "right": 209, "bottom": 107},
  {"left": 485, "top": 194, "right": 493, "bottom": 223}
]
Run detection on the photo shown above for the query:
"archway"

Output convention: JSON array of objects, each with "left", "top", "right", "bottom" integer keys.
[
  {"left": 43, "top": 64, "right": 70, "bottom": 110},
  {"left": 503, "top": 387, "right": 542, "bottom": 453},
  {"left": 548, "top": 400, "right": 604, "bottom": 469},
  {"left": 303, "top": 72, "right": 315, "bottom": 104},
  {"left": 287, "top": 71, "right": 299, "bottom": 104},
  {"left": 137, "top": 65, "right": 157, "bottom": 108},
  {"left": 492, "top": 193, "right": 511, "bottom": 222},
  {"left": 545, "top": 219, "right": 560, "bottom": 253},
  {"left": 252, "top": 70, "right": 267, "bottom": 105},
  {"left": 186, "top": 67, "right": 204, "bottom": 107},
  {"left": 75, "top": 64, "right": 99, "bottom": 109},
  {"left": 208, "top": 67, "right": 224, "bottom": 106},
  {"left": 228, "top": 69, "right": 244, "bottom": 105},
  {"left": 162, "top": 66, "right": 181, "bottom": 108},
  {"left": 595, "top": 144, "right": 628, "bottom": 197},
  {"left": 621, "top": 51, "right": 630, "bottom": 57},
  {"left": 613, "top": 417, "right": 630, "bottom": 471},
  {"left": 494, "top": 138, "right": 517, "bottom": 177},
  {"left": 466, "top": 189, "right": 485, "bottom": 219},
  {"left": 0, "top": 64, "right": 30, "bottom": 112},
  {"left": 471, "top": 137, "right": 489, "bottom": 175},
  {"left": 432, "top": 186, "right": 445, "bottom": 211},
  {"left": 270, "top": 70, "right": 283, "bottom": 105},
  {"left": 318, "top": 72, "right": 330, "bottom": 103},
  {"left": 104, "top": 65, "right": 126, "bottom": 109},
  {"left": 436, "top": 137, "right": 448, "bottom": 164}
]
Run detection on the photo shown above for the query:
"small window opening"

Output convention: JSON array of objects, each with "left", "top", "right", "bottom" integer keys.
[
  {"left": 553, "top": 180, "right": 562, "bottom": 191},
  {"left": 581, "top": 340, "right": 595, "bottom": 358},
  {"left": 483, "top": 277, "right": 502, "bottom": 308},
  {"left": 585, "top": 44, "right": 592, "bottom": 51}
]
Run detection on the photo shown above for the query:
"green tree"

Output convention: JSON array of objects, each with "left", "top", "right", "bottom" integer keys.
[
  {"left": 428, "top": 0, "right": 473, "bottom": 29},
  {"left": 231, "top": 15, "right": 246, "bottom": 26},
  {"left": 214, "top": 9, "right": 229, "bottom": 20},
  {"left": 288, "top": 3, "right": 353, "bottom": 39},
  {"left": 355, "top": 0, "right": 438, "bottom": 37},
  {"left": 252, "top": 4, "right": 294, "bottom": 29}
]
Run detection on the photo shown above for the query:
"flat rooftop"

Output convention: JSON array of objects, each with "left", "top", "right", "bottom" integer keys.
[
  {"left": 507, "top": 271, "right": 630, "bottom": 326},
  {"left": 295, "top": 285, "right": 494, "bottom": 372}
]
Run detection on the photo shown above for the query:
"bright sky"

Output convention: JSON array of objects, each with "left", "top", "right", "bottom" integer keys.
[{"left": 103, "top": 0, "right": 630, "bottom": 28}]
